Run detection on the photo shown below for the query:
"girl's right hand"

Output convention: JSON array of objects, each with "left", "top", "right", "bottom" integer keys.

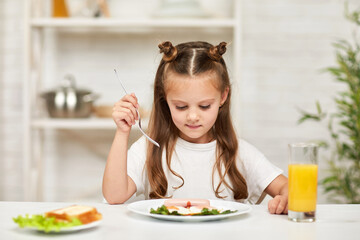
[{"left": 112, "top": 93, "right": 139, "bottom": 134}]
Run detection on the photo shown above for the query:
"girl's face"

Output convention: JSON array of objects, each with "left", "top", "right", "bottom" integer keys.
[{"left": 165, "top": 72, "right": 228, "bottom": 143}]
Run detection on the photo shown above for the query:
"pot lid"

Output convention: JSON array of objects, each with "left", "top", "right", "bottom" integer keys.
[{"left": 43, "top": 74, "right": 91, "bottom": 94}]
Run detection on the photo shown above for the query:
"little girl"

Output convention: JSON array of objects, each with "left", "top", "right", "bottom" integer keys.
[{"left": 103, "top": 41, "right": 288, "bottom": 214}]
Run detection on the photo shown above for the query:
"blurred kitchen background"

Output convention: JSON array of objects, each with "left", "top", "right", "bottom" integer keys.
[{"left": 0, "top": 0, "right": 358, "bottom": 203}]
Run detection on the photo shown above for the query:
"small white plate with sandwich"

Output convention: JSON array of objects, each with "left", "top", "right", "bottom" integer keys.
[
  {"left": 128, "top": 198, "right": 251, "bottom": 222},
  {"left": 13, "top": 205, "right": 102, "bottom": 233}
]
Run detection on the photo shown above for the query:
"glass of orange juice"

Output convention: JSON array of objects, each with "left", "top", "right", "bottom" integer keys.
[{"left": 288, "top": 143, "right": 318, "bottom": 222}]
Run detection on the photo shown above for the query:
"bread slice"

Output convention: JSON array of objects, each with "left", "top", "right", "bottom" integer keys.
[{"left": 45, "top": 205, "right": 102, "bottom": 224}]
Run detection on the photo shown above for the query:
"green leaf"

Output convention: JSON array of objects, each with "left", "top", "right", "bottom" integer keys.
[
  {"left": 316, "top": 101, "right": 322, "bottom": 114},
  {"left": 296, "top": 107, "right": 326, "bottom": 124},
  {"left": 324, "top": 185, "right": 340, "bottom": 193},
  {"left": 322, "top": 176, "right": 339, "bottom": 185},
  {"left": 13, "top": 214, "right": 82, "bottom": 233}
]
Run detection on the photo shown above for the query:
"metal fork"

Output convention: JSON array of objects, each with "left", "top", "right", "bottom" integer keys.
[{"left": 114, "top": 69, "right": 160, "bottom": 148}]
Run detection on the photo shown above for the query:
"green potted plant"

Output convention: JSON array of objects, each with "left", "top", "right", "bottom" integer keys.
[{"left": 298, "top": 4, "right": 360, "bottom": 203}]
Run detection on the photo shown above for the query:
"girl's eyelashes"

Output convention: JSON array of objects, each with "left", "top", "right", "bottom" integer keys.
[
  {"left": 199, "top": 105, "right": 211, "bottom": 109},
  {"left": 175, "top": 105, "right": 211, "bottom": 110},
  {"left": 176, "top": 106, "right": 187, "bottom": 110}
]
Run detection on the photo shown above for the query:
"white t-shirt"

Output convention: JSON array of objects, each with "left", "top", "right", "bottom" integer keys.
[{"left": 127, "top": 137, "right": 283, "bottom": 204}]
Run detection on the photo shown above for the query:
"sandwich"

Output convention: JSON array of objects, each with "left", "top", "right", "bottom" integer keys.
[{"left": 45, "top": 205, "right": 102, "bottom": 224}]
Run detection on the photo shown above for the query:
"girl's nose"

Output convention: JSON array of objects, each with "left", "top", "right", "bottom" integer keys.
[{"left": 187, "top": 109, "right": 199, "bottom": 122}]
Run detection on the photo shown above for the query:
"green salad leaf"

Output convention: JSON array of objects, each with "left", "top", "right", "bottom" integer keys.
[
  {"left": 13, "top": 214, "right": 82, "bottom": 233},
  {"left": 150, "top": 205, "right": 237, "bottom": 216},
  {"left": 150, "top": 205, "right": 181, "bottom": 215}
]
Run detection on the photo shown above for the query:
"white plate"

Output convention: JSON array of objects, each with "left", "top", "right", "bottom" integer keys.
[
  {"left": 127, "top": 199, "right": 251, "bottom": 222},
  {"left": 25, "top": 219, "right": 102, "bottom": 233}
]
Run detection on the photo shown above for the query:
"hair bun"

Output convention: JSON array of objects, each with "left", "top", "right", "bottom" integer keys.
[
  {"left": 208, "top": 42, "right": 227, "bottom": 61},
  {"left": 158, "top": 41, "right": 178, "bottom": 62}
]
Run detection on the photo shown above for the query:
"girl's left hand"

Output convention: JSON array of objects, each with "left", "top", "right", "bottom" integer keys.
[
  {"left": 265, "top": 174, "right": 288, "bottom": 214},
  {"left": 268, "top": 195, "right": 288, "bottom": 214}
]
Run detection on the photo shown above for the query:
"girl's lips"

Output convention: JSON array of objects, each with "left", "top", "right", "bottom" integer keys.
[{"left": 186, "top": 124, "right": 201, "bottom": 129}]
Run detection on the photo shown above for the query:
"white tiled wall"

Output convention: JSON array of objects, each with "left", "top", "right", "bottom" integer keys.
[
  {"left": 1, "top": 0, "right": 358, "bottom": 203},
  {"left": 239, "top": 0, "right": 354, "bottom": 204},
  {"left": 0, "top": 0, "right": 25, "bottom": 200}
]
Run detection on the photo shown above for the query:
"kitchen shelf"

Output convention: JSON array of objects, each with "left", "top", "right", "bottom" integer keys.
[
  {"left": 32, "top": 118, "right": 115, "bottom": 129},
  {"left": 30, "top": 18, "right": 236, "bottom": 28},
  {"left": 31, "top": 118, "right": 149, "bottom": 130}
]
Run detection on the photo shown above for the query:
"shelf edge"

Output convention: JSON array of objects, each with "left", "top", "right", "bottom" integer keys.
[
  {"left": 30, "top": 18, "right": 236, "bottom": 28},
  {"left": 31, "top": 118, "right": 116, "bottom": 129}
]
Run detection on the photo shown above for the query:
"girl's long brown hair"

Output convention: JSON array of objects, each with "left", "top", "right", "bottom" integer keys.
[{"left": 146, "top": 41, "right": 248, "bottom": 200}]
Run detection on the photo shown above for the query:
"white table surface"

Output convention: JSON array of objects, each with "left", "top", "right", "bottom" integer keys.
[{"left": 1, "top": 201, "right": 359, "bottom": 240}]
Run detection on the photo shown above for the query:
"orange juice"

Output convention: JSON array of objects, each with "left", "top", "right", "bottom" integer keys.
[{"left": 288, "top": 164, "right": 318, "bottom": 212}]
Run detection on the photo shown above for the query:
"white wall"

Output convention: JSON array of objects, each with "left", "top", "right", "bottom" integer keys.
[
  {"left": 239, "top": 0, "right": 356, "bottom": 203},
  {"left": 0, "top": 0, "right": 358, "bottom": 202},
  {"left": 0, "top": 0, "right": 25, "bottom": 200}
]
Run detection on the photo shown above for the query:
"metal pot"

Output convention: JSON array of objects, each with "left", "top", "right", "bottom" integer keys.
[{"left": 40, "top": 75, "right": 100, "bottom": 118}]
